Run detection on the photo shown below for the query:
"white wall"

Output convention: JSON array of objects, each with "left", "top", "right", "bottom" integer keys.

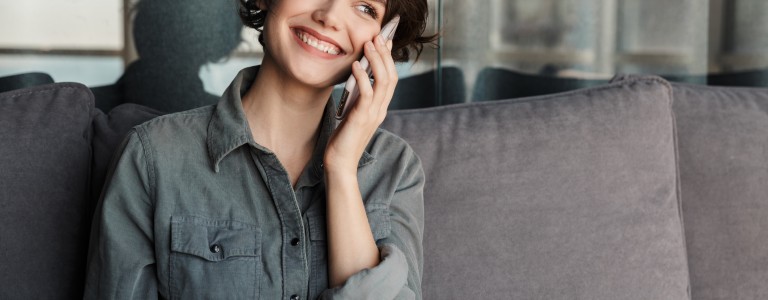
[{"left": 0, "top": 0, "right": 122, "bottom": 49}]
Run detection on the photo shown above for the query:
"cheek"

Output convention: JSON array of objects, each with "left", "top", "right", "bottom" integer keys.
[{"left": 353, "top": 31, "right": 379, "bottom": 60}]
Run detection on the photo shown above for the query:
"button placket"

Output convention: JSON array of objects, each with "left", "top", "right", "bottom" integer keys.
[{"left": 257, "top": 153, "right": 309, "bottom": 299}]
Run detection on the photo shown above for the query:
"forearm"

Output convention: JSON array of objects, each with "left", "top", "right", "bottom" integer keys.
[{"left": 324, "top": 168, "right": 381, "bottom": 288}]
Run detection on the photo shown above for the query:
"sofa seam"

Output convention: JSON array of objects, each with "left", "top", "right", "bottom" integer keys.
[{"left": 666, "top": 82, "right": 692, "bottom": 299}]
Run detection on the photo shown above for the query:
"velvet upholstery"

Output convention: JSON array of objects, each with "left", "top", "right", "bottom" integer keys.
[
  {"left": 0, "top": 83, "right": 96, "bottom": 299},
  {"left": 672, "top": 83, "right": 768, "bottom": 300},
  {"left": 4, "top": 75, "right": 768, "bottom": 299},
  {"left": 382, "top": 77, "right": 690, "bottom": 299}
]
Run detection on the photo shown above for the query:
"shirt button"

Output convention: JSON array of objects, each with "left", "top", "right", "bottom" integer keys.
[
  {"left": 290, "top": 295, "right": 300, "bottom": 300},
  {"left": 210, "top": 244, "right": 222, "bottom": 253},
  {"left": 290, "top": 238, "right": 300, "bottom": 246}
]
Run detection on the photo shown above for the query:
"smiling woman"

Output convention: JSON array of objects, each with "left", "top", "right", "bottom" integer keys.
[
  {"left": 240, "top": 0, "right": 435, "bottom": 62},
  {"left": 83, "top": 0, "right": 436, "bottom": 299}
]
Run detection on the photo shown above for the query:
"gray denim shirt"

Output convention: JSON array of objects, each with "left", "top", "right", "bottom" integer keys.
[{"left": 84, "top": 66, "right": 425, "bottom": 299}]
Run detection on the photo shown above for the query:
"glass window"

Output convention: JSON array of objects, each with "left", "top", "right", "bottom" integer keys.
[{"left": 4, "top": 0, "right": 768, "bottom": 108}]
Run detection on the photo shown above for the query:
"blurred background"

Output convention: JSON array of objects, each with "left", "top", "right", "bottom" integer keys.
[{"left": 2, "top": 0, "right": 768, "bottom": 111}]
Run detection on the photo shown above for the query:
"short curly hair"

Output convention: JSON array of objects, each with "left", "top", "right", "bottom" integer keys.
[{"left": 238, "top": 0, "right": 437, "bottom": 62}]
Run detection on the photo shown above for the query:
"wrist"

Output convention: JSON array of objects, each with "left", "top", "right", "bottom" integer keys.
[
  {"left": 323, "top": 163, "right": 358, "bottom": 180},
  {"left": 322, "top": 154, "right": 359, "bottom": 176}
]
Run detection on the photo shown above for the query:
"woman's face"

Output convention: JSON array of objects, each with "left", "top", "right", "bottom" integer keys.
[{"left": 260, "top": 0, "right": 387, "bottom": 88}]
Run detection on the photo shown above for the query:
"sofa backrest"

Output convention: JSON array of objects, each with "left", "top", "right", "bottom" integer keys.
[
  {"left": 0, "top": 83, "right": 96, "bottom": 299},
  {"left": 382, "top": 77, "right": 691, "bottom": 299},
  {"left": 671, "top": 83, "right": 768, "bottom": 299},
  {"left": 6, "top": 77, "right": 768, "bottom": 299},
  {"left": 0, "top": 83, "right": 163, "bottom": 299}
]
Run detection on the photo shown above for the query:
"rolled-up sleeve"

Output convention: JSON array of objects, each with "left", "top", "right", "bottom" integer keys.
[
  {"left": 321, "top": 145, "right": 426, "bottom": 300},
  {"left": 83, "top": 130, "right": 159, "bottom": 299}
]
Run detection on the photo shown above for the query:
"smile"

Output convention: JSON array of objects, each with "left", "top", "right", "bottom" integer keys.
[{"left": 293, "top": 29, "right": 344, "bottom": 56}]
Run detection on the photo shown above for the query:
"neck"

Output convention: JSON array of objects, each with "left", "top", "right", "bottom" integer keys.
[{"left": 240, "top": 58, "right": 333, "bottom": 156}]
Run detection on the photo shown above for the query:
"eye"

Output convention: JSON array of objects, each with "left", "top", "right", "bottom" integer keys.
[{"left": 355, "top": 4, "right": 378, "bottom": 19}]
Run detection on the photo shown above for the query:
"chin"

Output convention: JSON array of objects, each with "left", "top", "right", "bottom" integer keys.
[
  {"left": 297, "top": 74, "right": 338, "bottom": 89},
  {"left": 291, "top": 65, "right": 349, "bottom": 89}
]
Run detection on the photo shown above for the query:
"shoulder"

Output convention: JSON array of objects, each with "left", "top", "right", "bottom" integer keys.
[
  {"left": 369, "top": 128, "right": 415, "bottom": 155},
  {"left": 128, "top": 105, "right": 216, "bottom": 163},
  {"left": 136, "top": 105, "right": 214, "bottom": 132},
  {"left": 366, "top": 128, "right": 422, "bottom": 171},
  {"left": 133, "top": 105, "right": 215, "bottom": 144}
]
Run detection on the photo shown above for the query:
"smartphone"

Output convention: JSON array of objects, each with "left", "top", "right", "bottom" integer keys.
[{"left": 335, "top": 15, "right": 400, "bottom": 120}]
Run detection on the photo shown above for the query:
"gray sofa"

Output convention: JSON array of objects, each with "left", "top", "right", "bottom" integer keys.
[{"left": 1, "top": 75, "right": 766, "bottom": 299}]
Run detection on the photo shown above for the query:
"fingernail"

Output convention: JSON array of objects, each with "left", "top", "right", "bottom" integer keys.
[
  {"left": 366, "top": 41, "right": 375, "bottom": 51},
  {"left": 386, "top": 40, "right": 392, "bottom": 50},
  {"left": 377, "top": 35, "right": 385, "bottom": 45}
]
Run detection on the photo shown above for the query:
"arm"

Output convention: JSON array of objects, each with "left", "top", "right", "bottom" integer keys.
[
  {"left": 323, "top": 36, "right": 397, "bottom": 287},
  {"left": 83, "top": 131, "right": 159, "bottom": 299},
  {"left": 322, "top": 36, "right": 424, "bottom": 299},
  {"left": 323, "top": 32, "right": 397, "bottom": 287},
  {"left": 324, "top": 168, "right": 381, "bottom": 287},
  {"left": 322, "top": 147, "right": 425, "bottom": 299}
]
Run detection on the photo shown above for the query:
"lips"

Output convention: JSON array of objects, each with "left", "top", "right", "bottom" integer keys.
[{"left": 291, "top": 27, "right": 345, "bottom": 56}]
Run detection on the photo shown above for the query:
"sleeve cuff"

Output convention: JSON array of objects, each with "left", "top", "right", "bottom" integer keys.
[{"left": 319, "top": 244, "right": 414, "bottom": 300}]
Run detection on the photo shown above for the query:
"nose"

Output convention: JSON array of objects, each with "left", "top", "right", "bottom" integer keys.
[{"left": 311, "top": 0, "right": 342, "bottom": 30}]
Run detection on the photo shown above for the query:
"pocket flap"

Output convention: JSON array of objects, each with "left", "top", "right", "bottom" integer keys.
[{"left": 171, "top": 215, "right": 261, "bottom": 262}]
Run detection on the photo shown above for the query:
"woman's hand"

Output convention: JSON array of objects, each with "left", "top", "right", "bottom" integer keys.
[
  {"left": 323, "top": 35, "right": 396, "bottom": 287},
  {"left": 324, "top": 35, "right": 397, "bottom": 173}
]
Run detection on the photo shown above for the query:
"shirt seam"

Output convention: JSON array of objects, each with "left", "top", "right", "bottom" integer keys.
[{"left": 134, "top": 126, "right": 157, "bottom": 203}]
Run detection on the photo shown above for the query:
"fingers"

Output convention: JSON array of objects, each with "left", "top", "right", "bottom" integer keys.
[
  {"left": 380, "top": 39, "right": 397, "bottom": 113},
  {"left": 365, "top": 36, "right": 397, "bottom": 121},
  {"left": 352, "top": 41, "right": 379, "bottom": 111},
  {"left": 366, "top": 37, "right": 389, "bottom": 101},
  {"left": 347, "top": 35, "right": 398, "bottom": 126},
  {"left": 351, "top": 60, "right": 373, "bottom": 106},
  {"left": 372, "top": 36, "right": 397, "bottom": 93}
]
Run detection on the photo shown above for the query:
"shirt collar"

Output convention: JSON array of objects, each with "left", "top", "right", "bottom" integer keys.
[{"left": 207, "top": 66, "right": 374, "bottom": 179}]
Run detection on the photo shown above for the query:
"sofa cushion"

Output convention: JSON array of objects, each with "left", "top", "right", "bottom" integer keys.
[
  {"left": 0, "top": 83, "right": 96, "bottom": 299},
  {"left": 381, "top": 77, "right": 689, "bottom": 299},
  {"left": 672, "top": 83, "right": 768, "bottom": 299},
  {"left": 91, "top": 103, "right": 162, "bottom": 214}
]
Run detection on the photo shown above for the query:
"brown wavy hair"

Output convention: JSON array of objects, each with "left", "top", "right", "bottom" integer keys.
[{"left": 238, "top": 0, "right": 438, "bottom": 62}]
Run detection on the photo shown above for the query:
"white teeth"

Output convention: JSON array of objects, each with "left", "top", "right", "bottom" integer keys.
[{"left": 296, "top": 30, "right": 341, "bottom": 55}]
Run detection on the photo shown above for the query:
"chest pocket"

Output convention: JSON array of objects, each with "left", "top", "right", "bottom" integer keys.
[
  {"left": 306, "top": 207, "right": 392, "bottom": 299},
  {"left": 170, "top": 215, "right": 262, "bottom": 300}
]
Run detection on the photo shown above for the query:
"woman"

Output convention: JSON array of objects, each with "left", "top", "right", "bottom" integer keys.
[{"left": 84, "top": 0, "right": 436, "bottom": 298}]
